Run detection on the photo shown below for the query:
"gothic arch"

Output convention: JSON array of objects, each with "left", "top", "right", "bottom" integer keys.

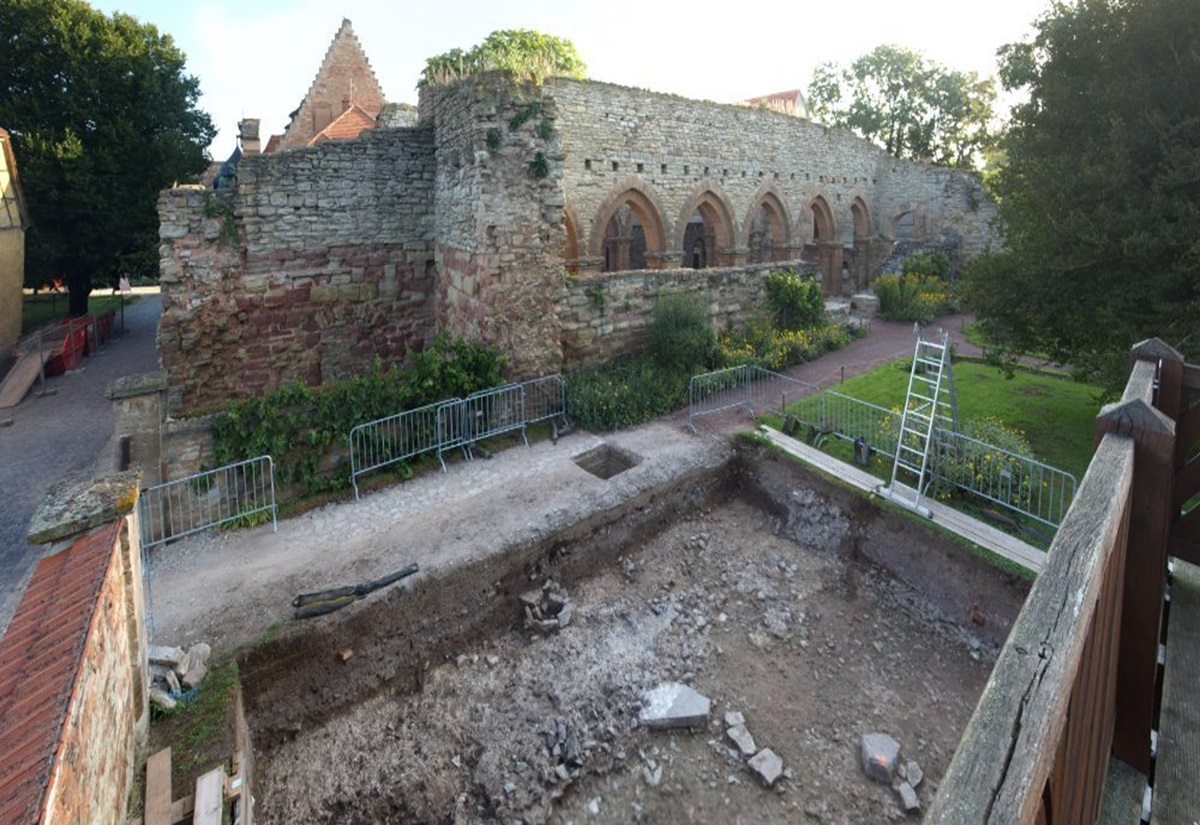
[
  {"left": 849, "top": 196, "right": 872, "bottom": 240},
  {"left": 742, "top": 187, "right": 792, "bottom": 263},
  {"left": 563, "top": 203, "right": 581, "bottom": 275},
  {"left": 810, "top": 195, "right": 837, "bottom": 244},
  {"left": 589, "top": 179, "right": 669, "bottom": 272},
  {"left": 675, "top": 183, "right": 737, "bottom": 269}
]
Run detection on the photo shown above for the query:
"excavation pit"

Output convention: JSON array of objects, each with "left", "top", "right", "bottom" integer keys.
[
  {"left": 229, "top": 444, "right": 1030, "bottom": 824},
  {"left": 572, "top": 443, "right": 641, "bottom": 479}
]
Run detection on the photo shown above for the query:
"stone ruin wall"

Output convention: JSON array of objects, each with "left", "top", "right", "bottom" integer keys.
[
  {"left": 157, "top": 77, "right": 1001, "bottom": 414},
  {"left": 427, "top": 79, "right": 567, "bottom": 378},
  {"left": 157, "top": 127, "right": 438, "bottom": 411},
  {"left": 549, "top": 77, "right": 1000, "bottom": 274}
]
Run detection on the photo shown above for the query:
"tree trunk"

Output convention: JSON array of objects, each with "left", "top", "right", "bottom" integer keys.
[{"left": 67, "top": 281, "right": 92, "bottom": 316}]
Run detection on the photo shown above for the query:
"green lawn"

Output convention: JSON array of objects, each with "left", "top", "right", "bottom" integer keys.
[
  {"left": 21, "top": 293, "right": 134, "bottom": 334},
  {"left": 803, "top": 356, "right": 1104, "bottom": 480}
]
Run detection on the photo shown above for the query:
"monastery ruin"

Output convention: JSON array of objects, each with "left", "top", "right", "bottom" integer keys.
[{"left": 157, "top": 20, "right": 999, "bottom": 412}]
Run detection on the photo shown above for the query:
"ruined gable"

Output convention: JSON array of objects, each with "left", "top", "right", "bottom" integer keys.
[{"left": 275, "top": 19, "right": 386, "bottom": 152}]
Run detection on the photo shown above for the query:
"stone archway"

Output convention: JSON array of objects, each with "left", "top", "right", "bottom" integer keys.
[
  {"left": 744, "top": 190, "right": 792, "bottom": 264},
  {"left": 676, "top": 186, "right": 737, "bottom": 268},
  {"left": 563, "top": 206, "right": 581, "bottom": 276},
  {"left": 810, "top": 196, "right": 843, "bottom": 294},
  {"left": 849, "top": 196, "right": 873, "bottom": 290},
  {"left": 590, "top": 184, "right": 668, "bottom": 273}
]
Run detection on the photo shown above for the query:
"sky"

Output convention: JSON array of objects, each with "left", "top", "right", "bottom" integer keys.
[{"left": 90, "top": 0, "right": 1055, "bottom": 159}]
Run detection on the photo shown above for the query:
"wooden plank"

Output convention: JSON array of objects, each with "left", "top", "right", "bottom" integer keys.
[
  {"left": 0, "top": 354, "right": 41, "bottom": 408},
  {"left": 193, "top": 767, "right": 226, "bottom": 825},
  {"left": 756, "top": 426, "right": 1047, "bottom": 574},
  {"left": 926, "top": 433, "right": 1134, "bottom": 823},
  {"left": 1170, "top": 535, "right": 1200, "bottom": 566},
  {"left": 1181, "top": 363, "right": 1200, "bottom": 390},
  {"left": 168, "top": 794, "right": 193, "bottom": 824},
  {"left": 143, "top": 747, "right": 172, "bottom": 825},
  {"left": 1151, "top": 560, "right": 1200, "bottom": 825}
]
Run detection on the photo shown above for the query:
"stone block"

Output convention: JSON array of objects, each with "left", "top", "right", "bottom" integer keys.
[
  {"left": 727, "top": 724, "right": 757, "bottom": 757},
  {"left": 639, "top": 682, "right": 710, "bottom": 730},
  {"left": 861, "top": 732, "right": 901, "bottom": 783},
  {"left": 747, "top": 748, "right": 783, "bottom": 787}
]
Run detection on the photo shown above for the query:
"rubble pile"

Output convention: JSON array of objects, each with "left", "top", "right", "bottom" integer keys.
[
  {"left": 148, "top": 642, "right": 212, "bottom": 711},
  {"left": 521, "top": 579, "right": 575, "bottom": 633}
]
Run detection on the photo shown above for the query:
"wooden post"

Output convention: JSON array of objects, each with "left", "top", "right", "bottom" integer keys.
[
  {"left": 1096, "top": 391, "right": 1176, "bottom": 773},
  {"left": 1130, "top": 338, "right": 1186, "bottom": 427}
]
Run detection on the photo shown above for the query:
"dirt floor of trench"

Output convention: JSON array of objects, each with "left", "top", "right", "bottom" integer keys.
[{"left": 240, "top": 448, "right": 1030, "bottom": 824}]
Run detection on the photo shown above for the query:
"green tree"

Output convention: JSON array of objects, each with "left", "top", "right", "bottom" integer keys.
[
  {"left": 0, "top": 0, "right": 214, "bottom": 315},
  {"left": 807, "top": 45, "right": 997, "bottom": 168},
  {"left": 420, "top": 29, "right": 587, "bottom": 88},
  {"left": 960, "top": 0, "right": 1200, "bottom": 388}
]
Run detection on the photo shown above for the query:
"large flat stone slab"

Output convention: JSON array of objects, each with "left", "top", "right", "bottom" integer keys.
[{"left": 639, "top": 682, "right": 710, "bottom": 730}]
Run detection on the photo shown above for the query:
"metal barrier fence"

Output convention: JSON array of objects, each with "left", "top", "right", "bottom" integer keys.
[
  {"left": 687, "top": 365, "right": 818, "bottom": 430},
  {"left": 139, "top": 455, "right": 277, "bottom": 549},
  {"left": 350, "top": 375, "right": 570, "bottom": 499},
  {"left": 779, "top": 388, "right": 1078, "bottom": 527}
]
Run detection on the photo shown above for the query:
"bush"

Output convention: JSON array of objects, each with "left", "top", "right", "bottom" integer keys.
[
  {"left": 874, "top": 274, "right": 954, "bottom": 324},
  {"left": 901, "top": 250, "right": 952, "bottom": 280},
  {"left": 566, "top": 355, "right": 688, "bottom": 432},
  {"left": 645, "top": 294, "right": 715, "bottom": 373},
  {"left": 766, "top": 269, "right": 825, "bottom": 331},
  {"left": 714, "top": 319, "right": 851, "bottom": 371},
  {"left": 211, "top": 335, "right": 506, "bottom": 494}
]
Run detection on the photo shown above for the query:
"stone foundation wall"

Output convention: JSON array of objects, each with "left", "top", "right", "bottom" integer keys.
[
  {"left": 157, "top": 127, "right": 439, "bottom": 412},
  {"left": 561, "top": 262, "right": 798, "bottom": 366}
]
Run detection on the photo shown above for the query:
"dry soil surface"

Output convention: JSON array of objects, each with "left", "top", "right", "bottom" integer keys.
[{"left": 253, "top": 493, "right": 995, "bottom": 824}]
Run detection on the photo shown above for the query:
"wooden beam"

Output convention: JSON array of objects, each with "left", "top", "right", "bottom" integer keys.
[
  {"left": 1171, "top": 535, "right": 1200, "bottom": 566},
  {"left": 144, "top": 748, "right": 172, "bottom": 825},
  {"left": 926, "top": 435, "right": 1134, "bottom": 822},
  {"left": 1097, "top": 397, "right": 1176, "bottom": 773},
  {"left": 1182, "top": 363, "right": 1200, "bottom": 391},
  {"left": 168, "top": 794, "right": 193, "bottom": 825}
]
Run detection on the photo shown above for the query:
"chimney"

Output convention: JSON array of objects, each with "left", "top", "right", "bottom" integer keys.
[{"left": 238, "top": 118, "right": 261, "bottom": 155}]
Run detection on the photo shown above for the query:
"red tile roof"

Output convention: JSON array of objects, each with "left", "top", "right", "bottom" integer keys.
[
  {"left": 0, "top": 522, "right": 119, "bottom": 824},
  {"left": 307, "top": 104, "right": 377, "bottom": 146},
  {"left": 740, "top": 89, "right": 810, "bottom": 119}
]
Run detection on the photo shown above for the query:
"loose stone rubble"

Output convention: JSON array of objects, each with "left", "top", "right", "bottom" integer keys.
[
  {"left": 521, "top": 579, "right": 575, "bottom": 633},
  {"left": 148, "top": 642, "right": 212, "bottom": 710}
]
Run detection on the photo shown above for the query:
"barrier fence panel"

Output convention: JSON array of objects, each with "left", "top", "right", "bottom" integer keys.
[
  {"left": 768, "top": 386, "right": 1079, "bottom": 527},
  {"left": 931, "top": 430, "right": 1078, "bottom": 528},
  {"left": 460, "top": 383, "right": 529, "bottom": 449},
  {"left": 349, "top": 400, "right": 449, "bottom": 499},
  {"left": 687, "top": 365, "right": 818, "bottom": 430},
  {"left": 140, "top": 455, "right": 276, "bottom": 549},
  {"left": 522, "top": 375, "right": 569, "bottom": 428}
]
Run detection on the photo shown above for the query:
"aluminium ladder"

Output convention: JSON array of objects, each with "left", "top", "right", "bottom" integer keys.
[{"left": 878, "top": 326, "right": 959, "bottom": 517}]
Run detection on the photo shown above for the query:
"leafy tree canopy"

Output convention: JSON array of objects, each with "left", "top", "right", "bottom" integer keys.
[
  {"left": 420, "top": 29, "right": 587, "bottom": 88},
  {"left": 0, "top": 0, "right": 214, "bottom": 314},
  {"left": 960, "top": 0, "right": 1200, "bottom": 389},
  {"left": 807, "top": 44, "right": 997, "bottom": 169}
]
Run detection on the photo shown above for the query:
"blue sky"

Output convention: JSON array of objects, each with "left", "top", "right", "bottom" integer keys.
[{"left": 89, "top": 0, "right": 1054, "bottom": 158}]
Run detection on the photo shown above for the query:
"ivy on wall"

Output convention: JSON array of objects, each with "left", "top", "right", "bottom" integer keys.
[{"left": 211, "top": 335, "right": 506, "bottom": 494}]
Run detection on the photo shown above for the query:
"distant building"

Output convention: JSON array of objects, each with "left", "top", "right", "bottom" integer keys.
[
  {"left": 0, "top": 127, "right": 30, "bottom": 354},
  {"left": 739, "top": 89, "right": 810, "bottom": 120}
]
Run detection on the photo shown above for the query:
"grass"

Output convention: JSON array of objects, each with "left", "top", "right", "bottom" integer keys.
[
  {"left": 805, "top": 356, "right": 1103, "bottom": 480},
  {"left": 21, "top": 292, "right": 135, "bottom": 334},
  {"left": 148, "top": 657, "right": 239, "bottom": 796}
]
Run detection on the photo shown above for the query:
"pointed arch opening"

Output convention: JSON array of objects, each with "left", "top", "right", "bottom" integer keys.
[
  {"left": 747, "top": 192, "right": 790, "bottom": 264},
  {"left": 563, "top": 208, "right": 580, "bottom": 275},
  {"left": 592, "top": 186, "right": 667, "bottom": 273},
  {"left": 677, "top": 188, "right": 736, "bottom": 269}
]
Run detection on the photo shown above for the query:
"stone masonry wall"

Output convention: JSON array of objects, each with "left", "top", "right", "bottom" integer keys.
[
  {"left": 158, "top": 127, "right": 438, "bottom": 411},
  {"left": 428, "top": 78, "right": 567, "bottom": 377},
  {"left": 549, "top": 78, "right": 1000, "bottom": 266},
  {"left": 562, "top": 263, "right": 794, "bottom": 367}
]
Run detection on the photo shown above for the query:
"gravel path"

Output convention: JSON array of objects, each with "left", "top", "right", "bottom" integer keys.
[{"left": 0, "top": 293, "right": 162, "bottom": 637}]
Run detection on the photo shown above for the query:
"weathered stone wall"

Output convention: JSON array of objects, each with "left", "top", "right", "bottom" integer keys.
[
  {"left": 549, "top": 78, "right": 1000, "bottom": 268},
  {"left": 157, "top": 127, "right": 438, "bottom": 411},
  {"left": 0, "top": 130, "right": 25, "bottom": 354},
  {"left": 427, "top": 78, "right": 567, "bottom": 377},
  {"left": 562, "top": 263, "right": 794, "bottom": 366}
]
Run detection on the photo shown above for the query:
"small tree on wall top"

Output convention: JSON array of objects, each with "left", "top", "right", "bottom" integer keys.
[{"left": 419, "top": 30, "right": 587, "bottom": 88}]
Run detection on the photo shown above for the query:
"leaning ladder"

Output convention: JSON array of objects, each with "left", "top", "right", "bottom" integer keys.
[{"left": 878, "top": 326, "right": 958, "bottom": 517}]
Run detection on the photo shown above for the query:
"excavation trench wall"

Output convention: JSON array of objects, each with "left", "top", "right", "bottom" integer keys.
[{"left": 238, "top": 443, "right": 1030, "bottom": 763}]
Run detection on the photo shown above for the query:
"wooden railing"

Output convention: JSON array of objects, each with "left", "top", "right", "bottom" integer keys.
[{"left": 928, "top": 339, "right": 1192, "bottom": 822}]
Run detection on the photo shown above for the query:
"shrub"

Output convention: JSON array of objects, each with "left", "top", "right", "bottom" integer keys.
[
  {"left": 874, "top": 274, "right": 953, "bottom": 324},
  {"left": 766, "top": 270, "right": 825, "bottom": 331},
  {"left": 645, "top": 293, "right": 715, "bottom": 373},
  {"left": 565, "top": 355, "right": 688, "bottom": 432},
  {"left": 901, "top": 250, "right": 952, "bottom": 280}
]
